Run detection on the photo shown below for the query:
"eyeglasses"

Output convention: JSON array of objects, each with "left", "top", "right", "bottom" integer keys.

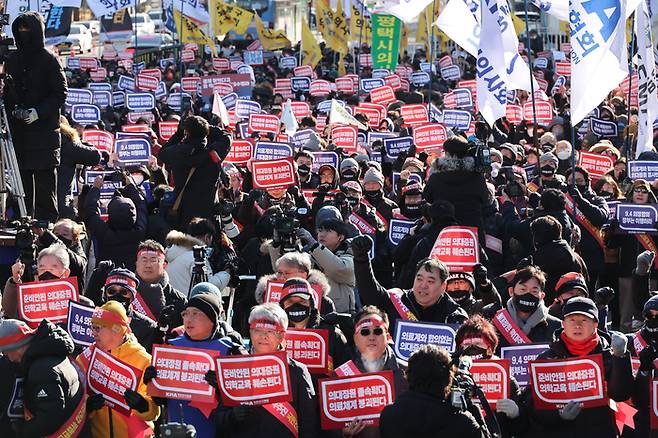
[
  {"left": 359, "top": 327, "right": 384, "bottom": 337},
  {"left": 634, "top": 187, "right": 649, "bottom": 194},
  {"left": 105, "top": 287, "right": 132, "bottom": 298},
  {"left": 181, "top": 309, "right": 205, "bottom": 320}
]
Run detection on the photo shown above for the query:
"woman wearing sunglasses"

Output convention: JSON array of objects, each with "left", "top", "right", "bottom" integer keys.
[{"left": 605, "top": 178, "right": 658, "bottom": 332}]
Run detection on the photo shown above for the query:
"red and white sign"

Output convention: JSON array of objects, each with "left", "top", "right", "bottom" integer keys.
[
  {"left": 87, "top": 347, "right": 142, "bottom": 415},
  {"left": 530, "top": 354, "right": 607, "bottom": 409},
  {"left": 429, "top": 226, "right": 480, "bottom": 272},
  {"left": 275, "top": 78, "right": 291, "bottom": 90},
  {"left": 443, "top": 92, "right": 457, "bottom": 109},
  {"left": 216, "top": 351, "right": 292, "bottom": 406},
  {"left": 370, "top": 85, "right": 397, "bottom": 106},
  {"left": 17, "top": 278, "right": 79, "bottom": 327},
  {"left": 291, "top": 102, "right": 311, "bottom": 120},
  {"left": 284, "top": 329, "right": 330, "bottom": 374},
  {"left": 331, "top": 125, "right": 358, "bottom": 152},
  {"left": 252, "top": 158, "right": 296, "bottom": 190},
  {"left": 83, "top": 129, "right": 114, "bottom": 153},
  {"left": 214, "top": 83, "right": 234, "bottom": 96},
  {"left": 345, "top": 74, "right": 360, "bottom": 93},
  {"left": 248, "top": 114, "right": 280, "bottom": 134},
  {"left": 224, "top": 139, "right": 253, "bottom": 165},
  {"left": 578, "top": 151, "right": 614, "bottom": 178},
  {"left": 140, "top": 68, "right": 161, "bottom": 80},
  {"left": 439, "top": 55, "right": 453, "bottom": 68},
  {"left": 184, "top": 43, "right": 198, "bottom": 51},
  {"left": 336, "top": 77, "right": 354, "bottom": 94},
  {"left": 318, "top": 372, "right": 395, "bottom": 429},
  {"left": 536, "top": 78, "right": 549, "bottom": 92},
  {"left": 471, "top": 360, "right": 510, "bottom": 408},
  {"left": 79, "top": 57, "right": 98, "bottom": 70},
  {"left": 102, "top": 46, "right": 117, "bottom": 59},
  {"left": 620, "top": 73, "right": 639, "bottom": 95},
  {"left": 273, "top": 86, "right": 294, "bottom": 100},
  {"left": 181, "top": 49, "right": 195, "bottom": 62},
  {"left": 263, "top": 281, "right": 322, "bottom": 310},
  {"left": 354, "top": 106, "right": 382, "bottom": 128},
  {"left": 213, "top": 57, "right": 230, "bottom": 71},
  {"left": 555, "top": 62, "right": 571, "bottom": 77},
  {"left": 158, "top": 122, "right": 179, "bottom": 142},
  {"left": 90, "top": 68, "right": 107, "bottom": 82},
  {"left": 122, "top": 124, "right": 151, "bottom": 133},
  {"left": 181, "top": 77, "right": 201, "bottom": 93},
  {"left": 506, "top": 104, "right": 523, "bottom": 124},
  {"left": 400, "top": 104, "right": 428, "bottom": 126},
  {"left": 395, "top": 65, "right": 412, "bottom": 79},
  {"left": 523, "top": 101, "right": 553, "bottom": 125},
  {"left": 127, "top": 112, "right": 155, "bottom": 124},
  {"left": 310, "top": 80, "right": 331, "bottom": 96},
  {"left": 384, "top": 74, "right": 401, "bottom": 90},
  {"left": 294, "top": 65, "right": 314, "bottom": 77},
  {"left": 137, "top": 73, "right": 158, "bottom": 91},
  {"left": 413, "top": 123, "right": 447, "bottom": 152},
  {"left": 148, "top": 344, "right": 219, "bottom": 404}
]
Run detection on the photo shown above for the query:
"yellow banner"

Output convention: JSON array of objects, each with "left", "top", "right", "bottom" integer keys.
[
  {"left": 333, "top": 0, "right": 349, "bottom": 54},
  {"left": 174, "top": 10, "right": 216, "bottom": 54},
  {"left": 254, "top": 14, "right": 291, "bottom": 51},
  {"left": 301, "top": 17, "right": 322, "bottom": 68},
  {"left": 350, "top": 1, "right": 371, "bottom": 42},
  {"left": 316, "top": 0, "right": 340, "bottom": 50},
  {"left": 400, "top": 23, "right": 408, "bottom": 57},
  {"left": 209, "top": 0, "right": 254, "bottom": 36}
]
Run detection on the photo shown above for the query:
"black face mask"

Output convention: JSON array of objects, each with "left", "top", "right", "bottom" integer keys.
[
  {"left": 462, "top": 345, "right": 489, "bottom": 360},
  {"left": 105, "top": 294, "right": 131, "bottom": 312},
  {"left": 502, "top": 156, "right": 514, "bottom": 167},
  {"left": 576, "top": 183, "right": 588, "bottom": 194},
  {"left": 56, "top": 236, "right": 73, "bottom": 248},
  {"left": 347, "top": 196, "right": 359, "bottom": 208},
  {"left": 38, "top": 271, "right": 60, "bottom": 281},
  {"left": 364, "top": 190, "right": 382, "bottom": 204},
  {"left": 449, "top": 290, "right": 472, "bottom": 303},
  {"left": 402, "top": 203, "right": 423, "bottom": 219},
  {"left": 285, "top": 303, "right": 310, "bottom": 323},
  {"left": 645, "top": 316, "right": 658, "bottom": 333},
  {"left": 540, "top": 166, "right": 556, "bottom": 177},
  {"left": 599, "top": 190, "right": 613, "bottom": 198},
  {"left": 514, "top": 293, "right": 540, "bottom": 313},
  {"left": 318, "top": 183, "right": 332, "bottom": 192},
  {"left": 298, "top": 164, "right": 311, "bottom": 177},
  {"left": 342, "top": 169, "right": 358, "bottom": 181}
]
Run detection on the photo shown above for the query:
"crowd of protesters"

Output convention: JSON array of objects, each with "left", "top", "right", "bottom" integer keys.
[{"left": 1, "top": 9, "right": 658, "bottom": 438}]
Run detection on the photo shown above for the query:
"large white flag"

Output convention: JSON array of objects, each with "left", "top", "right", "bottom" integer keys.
[
  {"left": 86, "top": 0, "right": 134, "bottom": 18},
  {"left": 281, "top": 99, "right": 299, "bottom": 136},
  {"left": 530, "top": 0, "right": 569, "bottom": 21},
  {"left": 373, "top": 0, "right": 435, "bottom": 23},
  {"left": 477, "top": 0, "right": 508, "bottom": 126},
  {"left": 570, "top": 0, "right": 641, "bottom": 125},
  {"left": 329, "top": 99, "right": 367, "bottom": 130},
  {"left": 212, "top": 91, "right": 229, "bottom": 128},
  {"left": 635, "top": 0, "right": 658, "bottom": 157},
  {"left": 163, "top": 0, "right": 209, "bottom": 24}
]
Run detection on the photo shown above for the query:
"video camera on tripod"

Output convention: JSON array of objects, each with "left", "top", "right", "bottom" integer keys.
[
  {"left": 10, "top": 217, "right": 49, "bottom": 282},
  {"left": 450, "top": 355, "right": 498, "bottom": 437}
]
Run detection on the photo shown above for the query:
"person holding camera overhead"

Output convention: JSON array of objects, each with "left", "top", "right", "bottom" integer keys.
[{"left": 3, "top": 12, "right": 67, "bottom": 221}]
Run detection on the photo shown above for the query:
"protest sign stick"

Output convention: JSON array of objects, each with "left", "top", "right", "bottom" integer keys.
[
  {"left": 523, "top": 0, "right": 539, "bottom": 150},
  {"left": 570, "top": 125, "right": 577, "bottom": 221},
  {"left": 426, "top": 0, "right": 437, "bottom": 114},
  {"left": 355, "top": 0, "right": 365, "bottom": 77},
  {"left": 625, "top": 18, "right": 635, "bottom": 161}
]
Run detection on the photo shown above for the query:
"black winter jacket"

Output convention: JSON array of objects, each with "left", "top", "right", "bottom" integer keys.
[
  {"left": 57, "top": 136, "right": 101, "bottom": 216},
  {"left": 568, "top": 188, "right": 608, "bottom": 275},
  {"left": 533, "top": 239, "right": 588, "bottom": 301}
]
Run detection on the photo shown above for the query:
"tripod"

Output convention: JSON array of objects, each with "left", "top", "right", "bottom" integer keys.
[
  {"left": 187, "top": 245, "right": 209, "bottom": 298},
  {"left": 0, "top": 99, "right": 26, "bottom": 219}
]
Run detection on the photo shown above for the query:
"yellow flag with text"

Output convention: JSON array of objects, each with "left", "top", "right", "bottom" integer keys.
[
  {"left": 334, "top": 0, "right": 349, "bottom": 54},
  {"left": 209, "top": 0, "right": 253, "bottom": 36},
  {"left": 316, "top": 0, "right": 339, "bottom": 49},
  {"left": 350, "top": 0, "right": 371, "bottom": 42},
  {"left": 174, "top": 10, "right": 216, "bottom": 54},
  {"left": 415, "top": 0, "right": 441, "bottom": 55},
  {"left": 254, "top": 14, "right": 291, "bottom": 50},
  {"left": 301, "top": 18, "right": 322, "bottom": 68},
  {"left": 400, "top": 23, "right": 409, "bottom": 57}
]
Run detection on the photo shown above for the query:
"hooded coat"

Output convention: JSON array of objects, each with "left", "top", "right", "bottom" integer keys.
[{"left": 4, "top": 12, "right": 67, "bottom": 170}]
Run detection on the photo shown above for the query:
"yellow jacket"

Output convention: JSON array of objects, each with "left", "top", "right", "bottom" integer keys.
[{"left": 76, "top": 334, "right": 160, "bottom": 437}]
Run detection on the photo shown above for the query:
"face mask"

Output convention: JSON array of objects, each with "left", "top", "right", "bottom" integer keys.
[
  {"left": 576, "top": 183, "right": 588, "bottom": 194},
  {"left": 342, "top": 169, "right": 358, "bottom": 181},
  {"left": 56, "top": 235, "right": 73, "bottom": 247},
  {"left": 502, "top": 156, "right": 514, "bottom": 166},
  {"left": 18, "top": 30, "right": 31, "bottom": 45},
  {"left": 285, "top": 303, "right": 310, "bottom": 323},
  {"left": 318, "top": 183, "right": 332, "bottom": 192},
  {"left": 38, "top": 271, "right": 60, "bottom": 281},
  {"left": 448, "top": 290, "right": 471, "bottom": 303},
  {"left": 599, "top": 190, "right": 613, "bottom": 198},
  {"left": 645, "top": 316, "right": 658, "bottom": 333},
  {"left": 514, "top": 293, "right": 540, "bottom": 313},
  {"left": 105, "top": 294, "right": 131, "bottom": 311},
  {"left": 557, "top": 150, "right": 571, "bottom": 160},
  {"left": 364, "top": 190, "right": 382, "bottom": 204},
  {"left": 462, "top": 345, "right": 489, "bottom": 360},
  {"left": 298, "top": 164, "right": 311, "bottom": 177},
  {"left": 402, "top": 203, "right": 423, "bottom": 219},
  {"left": 347, "top": 196, "right": 360, "bottom": 208},
  {"left": 540, "top": 166, "right": 556, "bottom": 177}
]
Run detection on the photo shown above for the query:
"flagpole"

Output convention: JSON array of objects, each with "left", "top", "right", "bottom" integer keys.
[
  {"left": 356, "top": 0, "right": 365, "bottom": 76},
  {"left": 178, "top": 0, "right": 185, "bottom": 106},
  {"left": 523, "top": 0, "right": 539, "bottom": 150},
  {"left": 625, "top": 13, "right": 636, "bottom": 161},
  {"left": 133, "top": 5, "right": 138, "bottom": 67},
  {"left": 427, "top": 1, "right": 436, "bottom": 116}
]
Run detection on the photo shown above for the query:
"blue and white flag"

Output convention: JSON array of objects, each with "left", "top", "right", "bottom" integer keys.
[
  {"left": 635, "top": 0, "right": 658, "bottom": 157},
  {"left": 163, "top": 0, "right": 209, "bottom": 24},
  {"left": 477, "top": 0, "right": 508, "bottom": 126},
  {"left": 570, "top": 0, "right": 641, "bottom": 125},
  {"left": 530, "top": 0, "right": 568, "bottom": 21}
]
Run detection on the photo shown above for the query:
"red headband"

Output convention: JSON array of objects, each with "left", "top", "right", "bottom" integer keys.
[
  {"left": 355, "top": 315, "right": 388, "bottom": 333},
  {"left": 137, "top": 249, "right": 165, "bottom": 260},
  {"left": 250, "top": 319, "right": 285, "bottom": 332},
  {"left": 91, "top": 308, "right": 130, "bottom": 329},
  {"left": 105, "top": 275, "right": 137, "bottom": 290},
  {"left": 460, "top": 336, "right": 493, "bottom": 349},
  {"left": 0, "top": 325, "right": 33, "bottom": 348},
  {"left": 402, "top": 182, "right": 422, "bottom": 194}
]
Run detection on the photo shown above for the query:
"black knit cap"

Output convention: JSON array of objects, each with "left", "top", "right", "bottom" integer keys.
[{"left": 186, "top": 293, "right": 222, "bottom": 328}]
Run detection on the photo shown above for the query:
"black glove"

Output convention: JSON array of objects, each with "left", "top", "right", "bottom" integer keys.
[
  {"left": 472, "top": 263, "right": 488, "bottom": 286},
  {"left": 143, "top": 365, "right": 157, "bottom": 385},
  {"left": 594, "top": 287, "right": 615, "bottom": 307},
  {"left": 568, "top": 186, "right": 583, "bottom": 202},
  {"left": 205, "top": 370, "right": 219, "bottom": 390},
  {"left": 418, "top": 151, "right": 428, "bottom": 163},
  {"left": 639, "top": 345, "right": 656, "bottom": 372},
  {"left": 516, "top": 256, "right": 534, "bottom": 270},
  {"left": 287, "top": 185, "right": 301, "bottom": 199},
  {"left": 157, "top": 305, "right": 176, "bottom": 331},
  {"left": 124, "top": 389, "right": 149, "bottom": 413},
  {"left": 231, "top": 404, "right": 254, "bottom": 423},
  {"left": 350, "top": 235, "right": 372, "bottom": 258},
  {"left": 98, "top": 260, "right": 115, "bottom": 275},
  {"left": 86, "top": 393, "right": 106, "bottom": 412}
]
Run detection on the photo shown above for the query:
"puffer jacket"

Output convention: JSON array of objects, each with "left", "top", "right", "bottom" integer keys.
[
  {"left": 76, "top": 335, "right": 160, "bottom": 437},
  {"left": 308, "top": 242, "right": 355, "bottom": 314}
]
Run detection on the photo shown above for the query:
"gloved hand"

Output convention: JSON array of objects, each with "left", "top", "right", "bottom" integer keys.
[
  {"left": 143, "top": 365, "right": 158, "bottom": 385},
  {"left": 24, "top": 108, "right": 38, "bottom": 124},
  {"left": 568, "top": 185, "right": 583, "bottom": 202},
  {"left": 639, "top": 345, "right": 657, "bottom": 372},
  {"left": 124, "top": 389, "right": 149, "bottom": 413},
  {"left": 558, "top": 400, "right": 582, "bottom": 420},
  {"left": 517, "top": 256, "right": 533, "bottom": 270},
  {"left": 231, "top": 404, "right": 254, "bottom": 423},
  {"left": 496, "top": 398, "right": 520, "bottom": 419},
  {"left": 296, "top": 228, "right": 316, "bottom": 247},
  {"left": 610, "top": 331, "right": 628, "bottom": 357},
  {"left": 86, "top": 393, "right": 106, "bottom": 412},
  {"left": 287, "top": 185, "right": 301, "bottom": 199},
  {"left": 472, "top": 263, "right": 488, "bottom": 287},
  {"left": 98, "top": 260, "right": 115, "bottom": 275},
  {"left": 636, "top": 250, "right": 655, "bottom": 275},
  {"left": 157, "top": 305, "right": 176, "bottom": 331},
  {"left": 593, "top": 287, "right": 615, "bottom": 307},
  {"left": 205, "top": 370, "right": 219, "bottom": 390},
  {"left": 350, "top": 235, "right": 373, "bottom": 258}
]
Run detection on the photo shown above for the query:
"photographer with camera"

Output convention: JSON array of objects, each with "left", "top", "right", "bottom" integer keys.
[
  {"left": 379, "top": 344, "right": 487, "bottom": 438},
  {"left": 3, "top": 12, "right": 68, "bottom": 221}
]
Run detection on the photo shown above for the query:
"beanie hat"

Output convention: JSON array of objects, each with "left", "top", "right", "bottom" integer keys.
[
  {"left": 489, "top": 148, "right": 503, "bottom": 163},
  {"left": 190, "top": 282, "right": 222, "bottom": 301},
  {"left": 363, "top": 168, "right": 384, "bottom": 188},
  {"left": 643, "top": 294, "right": 658, "bottom": 317},
  {"left": 280, "top": 278, "right": 314, "bottom": 303},
  {"left": 104, "top": 268, "right": 139, "bottom": 298},
  {"left": 340, "top": 158, "right": 359, "bottom": 171},
  {"left": 315, "top": 206, "right": 342, "bottom": 228},
  {"left": 446, "top": 272, "right": 475, "bottom": 290},
  {"left": 540, "top": 132, "right": 557, "bottom": 147},
  {"left": 0, "top": 319, "right": 34, "bottom": 352},
  {"left": 555, "top": 272, "right": 589, "bottom": 296},
  {"left": 402, "top": 157, "right": 424, "bottom": 172},
  {"left": 318, "top": 218, "right": 347, "bottom": 236},
  {"left": 92, "top": 301, "right": 131, "bottom": 334},
  {"left": 343, "top": 181, "right": 362, "bottom": 194},
  {"left": 402, "top": 180, "right": 423, "bottom": 196},
  {"left": 186, "top": 293, "right": 222, "bottom": 327},
  {"left": 539, "top": 152, "right": 559, "bottom": 167},
  {"left": 303, "top": 132, "right": 321, "bottom": 152},
  {"left": 562, "top": 296, "right": 598, "bottom": 322}
]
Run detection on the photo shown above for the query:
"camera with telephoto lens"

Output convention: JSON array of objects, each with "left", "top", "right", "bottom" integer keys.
[
  {"left": 213, "top": 199, "right": 234, "bottom": 218},
  {"left": 11, "top": 217, "right": 48, "bottom": 282},
  {"left": 159, "top": 422, "right": 196, "bottom": 437},
  {"left": 502, "top": 166, "right": 524, "bottom": 198},
  {"left": 192, "top": 245, "right": 207, "bottom": 266},
  {"left": 273, "top": 206, "right": 301, "bottom": 253},
  {"left": 450, "top": 356, "right": 475, "bottom": 410},
  {"left": 467, "top": 137, "right": 491, "bottom": 174}
]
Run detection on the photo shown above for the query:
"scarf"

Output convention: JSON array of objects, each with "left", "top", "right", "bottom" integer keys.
[
  {"left": 560, "top": 331, "right": 600, "bottom": 357},
  {"left": 506, "top": 298, "right": 550, "bottom": 335}
]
